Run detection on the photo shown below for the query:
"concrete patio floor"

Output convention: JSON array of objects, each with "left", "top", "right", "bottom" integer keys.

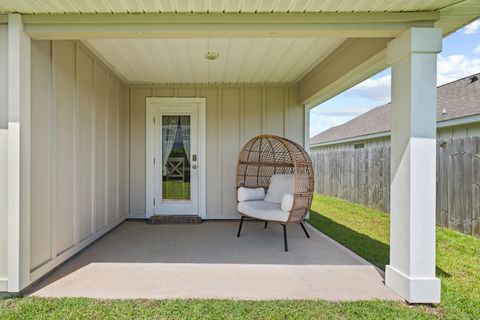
[{"left": 27, "top": 220, "right": 401, "bottom": 301}]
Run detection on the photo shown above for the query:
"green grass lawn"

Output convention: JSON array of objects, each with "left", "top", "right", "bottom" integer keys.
[
  {"left": 308, "top": 194, "right": 480, "bottom": 320},
  {"left": 162, "top": 180, "right": 190, "bottom": 200},
  {"left": 1, "top": 194, "right": 479, "bottom": 319}
]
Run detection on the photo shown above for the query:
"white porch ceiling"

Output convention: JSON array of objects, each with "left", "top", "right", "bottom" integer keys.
[
  {"left": 0, "top": 0, "right": 464, "bottom": 14},
  {"left": 85, "top": 37, "right": 344, "bottom": 84}
]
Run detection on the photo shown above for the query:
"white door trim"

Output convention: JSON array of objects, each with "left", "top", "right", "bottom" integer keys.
[{"left": 145, "top": 97, "right": 206, "bottom": 219}]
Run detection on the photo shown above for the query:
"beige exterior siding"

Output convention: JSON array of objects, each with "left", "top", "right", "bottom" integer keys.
[
  {"left": 310, "top": 123, "right": 480, "bottom": 153},
  {"left": 3, "top": 36, "right": 303, "bottom": 290},
  {"left": 437, "top": 124, "right": 480, "bottom": 139},
  {"left": 0, "top": 24, "right": 8, "bottom": 290},
  {"left": 29, "top": 40, "right": 128, "bottom": 281},
  {"left": 311, "top": 136, "right": 390, "bottom": 153},
  {"left": 30, "top": 40, "right": 52, "bottom": 270},
  {"left": 128, "top": 85, "right": 303, "bottom": 219}
]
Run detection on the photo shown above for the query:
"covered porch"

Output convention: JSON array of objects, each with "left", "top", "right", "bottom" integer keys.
[
  {"left": 27, "top": 221, "right": 400, "bottom": 301},
  {"left": 2, "top": 0, "right": 479, "bottom": 305}
]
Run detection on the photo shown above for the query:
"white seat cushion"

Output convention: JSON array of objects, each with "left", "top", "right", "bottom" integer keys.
[
  {"left": 237, "top": 187, "right": 265, "bottom": 202},
  {"left": 264, "top": 174, "right": 295, "bottom": 204},
  {"left": 237, "top": 200, "right": 290, "bottom": 222}
]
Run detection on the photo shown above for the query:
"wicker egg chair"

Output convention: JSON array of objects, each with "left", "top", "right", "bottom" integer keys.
[{"left": 235, "top": 134, "right": 314, "bottom": 251}]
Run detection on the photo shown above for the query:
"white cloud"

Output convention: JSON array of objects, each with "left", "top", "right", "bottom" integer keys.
[
  {"left": 347, "top": 50, "right": 480, "bottom": 94},
  {"left": 465, "top": 20, "right": 480, "bottom": 34},
  {"left": 339, "top": 50, "right": 480, "bottom": 103},
  {"left": 311, "top": 105, "right": 372, "bottom": 117},
  {"left": 348, "top": 75, "right": 391, "bottom": 104},
  {"left": 309, "top": 116, "right": 348, "bottom": 137},
  {"left": 437, "top": 54, "right": 480, "bottom": 85},
  {"left": 309, "top": 75, "right": 391, "bottom": 136},
  {"left": 309, "top": 104, "right": 378, "bottom": 136}
]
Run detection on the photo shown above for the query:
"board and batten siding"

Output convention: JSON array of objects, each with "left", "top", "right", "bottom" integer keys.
[
  {"left": 28, "top": 40, "right": 128, "bottom": 283},
  {"left": 438, "top": 123, "right": 480, "bottom": 139},
  {"left": 128, "top": 86, "right": 303, "bottom": 219},
  {"left": 0, "top": 24, "right": 8, "bottom": 291},
  {"left": 310, "top": 124, "right": 480, "bottom": 154},
  {"left": 311, "top": 136, "right": 390, "bottom": 153}
]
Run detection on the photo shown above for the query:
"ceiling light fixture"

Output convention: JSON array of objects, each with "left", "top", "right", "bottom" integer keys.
[{"left": 204, "top": 52, "right": 219, "bottom": 60}]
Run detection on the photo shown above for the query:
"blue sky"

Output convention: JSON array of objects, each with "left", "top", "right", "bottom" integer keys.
[{"left": 309, "top": 19, "right": 480, "bottom": 137}]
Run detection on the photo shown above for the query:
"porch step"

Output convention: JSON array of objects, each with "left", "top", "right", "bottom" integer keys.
[{"left": 148, "top": 215, "right": 202, "bottom": 224}]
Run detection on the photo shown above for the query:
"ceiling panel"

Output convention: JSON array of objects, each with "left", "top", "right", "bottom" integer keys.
[
  {"left": 85, "top": 37, "right": 344, "bottom": 84},
  {"left": 0, "top": 0, "right": 465, "bottom": 13}
]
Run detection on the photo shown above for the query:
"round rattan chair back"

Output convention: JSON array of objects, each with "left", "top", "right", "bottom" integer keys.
[{"left": 236, "top": 135, "right": 314, "bottom": 223}]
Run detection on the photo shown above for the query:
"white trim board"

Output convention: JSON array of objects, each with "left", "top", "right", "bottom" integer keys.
[
  {"left": 144, "top": 97, "right": 207, "bottom": 219},
  {"left": 7, "top": 13, "right": 31, "bottom": 293},
  {"left": 304, "top": 105, "right": 310, "bottom": 153},
  {"left": 22, "top": 12, "right": 439, "bottom": 40},
  {"left": 0, "top": 279, "right": 7, "bottom": 291},
  {"left": 437, "top": 114, "right": 480, "bottom": 129}
]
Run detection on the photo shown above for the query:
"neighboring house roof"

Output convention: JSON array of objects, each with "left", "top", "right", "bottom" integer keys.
[{"left": 310, "top": 73, "right": 480, "bottom": 146}]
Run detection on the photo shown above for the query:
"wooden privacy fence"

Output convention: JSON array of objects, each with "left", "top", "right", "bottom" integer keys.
[{"left": 311, "top": 136, "right": 480, "bottom": 237}]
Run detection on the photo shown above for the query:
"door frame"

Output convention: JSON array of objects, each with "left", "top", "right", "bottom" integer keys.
[{"left": 145, "top": 97, "right": 206, "bottom": 219}]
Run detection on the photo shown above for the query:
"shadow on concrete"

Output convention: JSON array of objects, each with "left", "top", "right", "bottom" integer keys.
[{"left": 308, "top": 209, "right": 450, "bottom": 278}]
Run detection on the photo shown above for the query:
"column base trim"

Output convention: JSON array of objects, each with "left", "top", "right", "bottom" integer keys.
[
  {"left": 385, "top": 265, "right": 440, "bottom": 303},
  {"left": 0, "top": 279, "right": 7, "bottom": 292}
]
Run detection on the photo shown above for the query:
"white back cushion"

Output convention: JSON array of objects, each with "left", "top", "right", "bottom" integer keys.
[
  {"left": 237, "top": 187, "right": 265, "bottom": 202},
  {"left": 264, "top": 174, "right": 295, "bottom": 204}
]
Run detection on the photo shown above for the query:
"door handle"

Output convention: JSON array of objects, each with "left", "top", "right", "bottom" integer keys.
[{"left": 192, "top": 165, "right": 197, "bottom": 169}]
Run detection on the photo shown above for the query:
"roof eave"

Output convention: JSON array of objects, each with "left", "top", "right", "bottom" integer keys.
[{"left": 310, "top": 113, "right": 480, "bottom": 147}]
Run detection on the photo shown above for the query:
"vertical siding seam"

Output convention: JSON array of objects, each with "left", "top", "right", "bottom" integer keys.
[
  {"left": 50, "top": 40, "right": 57, "bottom": 260},
  {"left": 73, "top": 41, "right": 79, "bottom": 246},
  {"left": 49, "top": 41, "right": 56, "bottom": 260},
  {"left": 240, "top": 86, "right": 244, "bottom": 146},
  {"left": 284, "top": 87, "right": 288, "bottom": 137},
  {"left": 262, "top": 87, "right": 266, "bottom": 134},
  {"left": 218, "top": 87, "right": 223, "bottom": 215},
  {"left": 104, "top": 69, "right": 109, "bottom": 227},
  {"left": 91, "top": 54, "right": 96, "bottom": 234},
  {"left": 127, "top": 87, "right": 131, "bottom": 216},
  {"left": 115, "top": 80, "right": 120, "bottom": 220}
]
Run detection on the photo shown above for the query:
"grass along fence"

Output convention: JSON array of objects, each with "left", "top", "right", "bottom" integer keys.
[{"left": 311, "top": 136, "right": 480, "bottom": 237}]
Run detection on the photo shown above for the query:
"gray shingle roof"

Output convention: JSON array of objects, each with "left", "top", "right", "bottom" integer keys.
[{"left": 310, "top": 73, "right": 480, "bottom": 146}]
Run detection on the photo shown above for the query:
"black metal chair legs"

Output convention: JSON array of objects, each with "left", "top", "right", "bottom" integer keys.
[
  {"left": 237, "top": 216, "right": 244, "bottom": 237},
  {"left": 300, "top": 222, "right": 310, "bottom": 238},
  {"left": 282, "top": 224, "right": 288, "bottom": 252},
  {"left": 236, "top": 218, "right": 309, "bottom": 252}
]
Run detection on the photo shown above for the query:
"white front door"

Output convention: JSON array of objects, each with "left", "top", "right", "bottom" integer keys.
[{"left": 146, "top": 98, "right": 206, "bottom": 218}]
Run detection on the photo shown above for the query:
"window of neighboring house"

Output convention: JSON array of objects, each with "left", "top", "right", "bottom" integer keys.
[{"left": 354, "top": 143, "right": 365, "bottom": 149}]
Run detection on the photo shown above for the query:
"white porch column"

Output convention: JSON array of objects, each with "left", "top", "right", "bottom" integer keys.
[
  {"left": 7, "top": 14, "right": 31, "bottom": 292},
  {"left": 385, "top": 28, "right": 442, "bottom": 303}
]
